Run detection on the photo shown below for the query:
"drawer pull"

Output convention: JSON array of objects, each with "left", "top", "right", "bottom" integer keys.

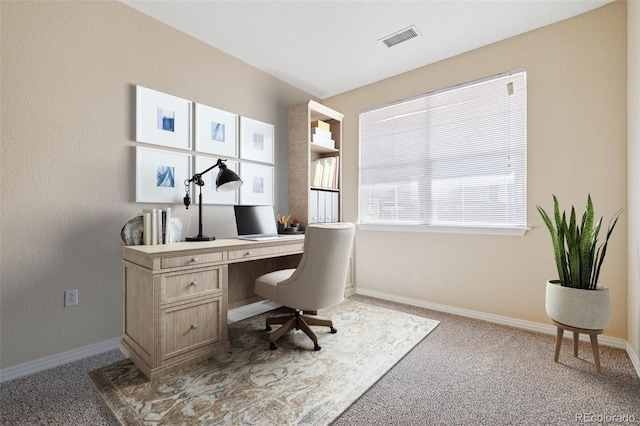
[
  {"left": 191, "top": 323, "right": 198, "bottom": 330},
  {"left": 245, "top": 251, "right": 253, "bottom": 256},
  {"left": 191, "top": 257, "right": 199, "bottom": 263},
  {"left": 190, "top": 281, "right": 198, "bottom": 287}
]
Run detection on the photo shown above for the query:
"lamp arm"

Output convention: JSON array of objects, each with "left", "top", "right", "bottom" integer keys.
[
  {"left": 185, "top": 158, "right": 225, "bottom": 187},
  {"left": 183, "top": 158, "right": 230, "bottom": 209}
]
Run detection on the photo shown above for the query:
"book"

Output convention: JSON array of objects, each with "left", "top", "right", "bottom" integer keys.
[
  {"left": 143, "top": 212, "right": 151, "bottom": 245},
  {"left": 156, "top": 209, "right": 163, "bottom": 244},
  {"left": 312, "top": 159, "right": 324, "bottom": 187},
  {"left": 151, "top": 209, "right": 158, "bottom": 244},
  {"left": 164, "top": 207, "right": 171, "bottom": 244},
  {"left": 321, "top": 158, "right": 332, "bottom": 188}
]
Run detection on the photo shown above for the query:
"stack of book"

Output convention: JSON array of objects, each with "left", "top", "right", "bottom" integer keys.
[
  {"left": 142, "top": 207, "right": 172, "bottom": 245},
  {"left": 311, "top": 120, "right": 335, "bottom": 149},
  {"left": 311, "top": 156, "right": 339, "bottom": 189}
]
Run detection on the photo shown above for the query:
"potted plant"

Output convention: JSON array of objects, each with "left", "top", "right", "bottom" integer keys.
[{"left": 537, "top": 195, "right": 622, "bottom": 330}]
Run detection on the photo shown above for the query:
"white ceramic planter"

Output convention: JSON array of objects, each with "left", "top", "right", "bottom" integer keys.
[{"left": 545, "top": 280, "right": 611, "bottom": 330}]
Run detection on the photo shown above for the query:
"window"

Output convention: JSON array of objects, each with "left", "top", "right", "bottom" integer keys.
[{"left": 359, "top": 69, "right": 527, "bottom": 234}]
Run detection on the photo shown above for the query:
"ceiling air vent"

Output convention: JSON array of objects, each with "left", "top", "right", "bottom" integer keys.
[{"left": 380, "top": 25, "right": 421, "bottom": 48}]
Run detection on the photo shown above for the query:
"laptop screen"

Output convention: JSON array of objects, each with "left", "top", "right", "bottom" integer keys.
[{"left": 234, "top": 205, "right": 278, "bottom": 236}]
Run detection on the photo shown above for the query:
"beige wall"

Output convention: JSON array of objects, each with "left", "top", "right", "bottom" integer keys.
[
  {"left": 325, "top": 2, "right": 628, "bottom": 338},
  {"left": 0, "top": 1, "right": 312, "bottom": 369},
  {"left": 628, "top": 0, "right": 640, "bottom": 360}
]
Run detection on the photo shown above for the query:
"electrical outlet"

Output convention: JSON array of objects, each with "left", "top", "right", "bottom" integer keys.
[{"left": 64, "top": 289, "right": 78, "bottom": 307}]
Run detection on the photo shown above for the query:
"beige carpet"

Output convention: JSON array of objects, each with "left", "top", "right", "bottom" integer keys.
[{"left": 89, "top": 300, "right": 439, "bottom": 425}]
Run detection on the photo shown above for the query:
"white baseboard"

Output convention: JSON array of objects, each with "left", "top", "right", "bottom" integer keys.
[
  {"left": 355, "top": 288, "right": 629, "bottom": 350},
  {"left": 0, "top": 337, "right": 121, "bottom": 384},
  {"left": 627, "top": 342, "right": 640, "bottom": 378},
  {"left": 0, "top": 303, "right": 282, "bottom": 384}
]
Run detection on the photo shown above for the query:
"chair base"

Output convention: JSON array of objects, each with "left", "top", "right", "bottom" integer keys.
[{"left": 265, "top": 310, "right": 337, "bottom": 351}]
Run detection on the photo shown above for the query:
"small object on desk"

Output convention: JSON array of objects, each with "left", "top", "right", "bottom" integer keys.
[
  {"left": 121, "top": 215, "right": 144, "bottom": 246},
  {"left": 166, "top": 217, "right": 183, "bottom": 243},
  {"left": 288, "top": 219, "right": 300, "bottom": 231},
  {"left": 277, "top": 214, "right": 292, "bottom": 233},
  {"left": 283, "top": 227, "right": 303, "bottom": 234}
]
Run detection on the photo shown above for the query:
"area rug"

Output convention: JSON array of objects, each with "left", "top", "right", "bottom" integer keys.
[{"left": 89, "top": 299, "right": 439, "bottom": 425}]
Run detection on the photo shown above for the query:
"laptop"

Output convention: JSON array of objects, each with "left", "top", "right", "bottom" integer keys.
[{"left": 234, "top": 205, "right": 295, "bottom": 241}]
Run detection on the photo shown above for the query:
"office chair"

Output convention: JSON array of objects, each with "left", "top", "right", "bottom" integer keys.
[{"left": 254, "top": 222, "right": 355, "bottom": 350}]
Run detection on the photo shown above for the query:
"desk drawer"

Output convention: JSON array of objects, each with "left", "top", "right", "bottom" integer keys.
[
  {"left": 161, "top": 252, "right": 223, "bottom": 269},
  {"left": 162, "top": 298, "right": 223, "bottom": 361},
  {"left": 228, "top": 243, "right": 304, "bottom": 261},
  {"left": 162, "top": 267, "right": 223, "bottom": 304}
]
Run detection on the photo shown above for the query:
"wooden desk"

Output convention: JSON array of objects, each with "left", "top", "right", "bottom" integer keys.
[{"left": 120, "top": 236, "right": 305, "bottom": 380}]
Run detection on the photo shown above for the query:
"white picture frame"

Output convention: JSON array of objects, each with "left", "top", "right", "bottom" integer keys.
[
  {"left": 194, "top": 156, "right": 239, "bottom": 205},
  {"left": 136, "top": 85, "right": 192, "bottom": 150},
  {"left": 239, "top": 162, "right": 274, "bottom": 205},
  {"left": 240, "top": 117, "right": 274, "bottom": 164},
  {"left": 195, "top": 103, "right": 238, "bottom": 157},
  {"left": 136, "top": 146, "right": 191, "bottom": 203}
]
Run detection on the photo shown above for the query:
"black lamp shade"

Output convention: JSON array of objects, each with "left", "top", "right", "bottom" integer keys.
[{"left": 216, "top": 167, "right": 243, "bottom": 192}]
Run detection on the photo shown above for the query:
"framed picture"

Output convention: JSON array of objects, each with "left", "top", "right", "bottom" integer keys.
[
  {"left": 136, "top": 146, "right": 191, "bottom": 203},
  {"left": 194, "top": 156, "right": 239, "bottom": 205},
  {"left": 136, "top": 85, "right": 191, "bottom": 150},
  {"left": 195, "top": 103, "right": 238, "bottom": 157},
  {"left": 240, "top": 117, "right": 274, "bottom": 164},
  {"left": 239, "top": 162, "right": 274, "bottom": 205}
]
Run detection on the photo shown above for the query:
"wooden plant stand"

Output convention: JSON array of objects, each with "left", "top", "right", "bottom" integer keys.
[{"left": 552, "top": 320, "right": 603, "bottom": 373}]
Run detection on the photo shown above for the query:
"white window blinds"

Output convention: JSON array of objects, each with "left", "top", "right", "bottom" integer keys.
[{"left": 359, "top": 69, "right": 527, "bottom": 232}]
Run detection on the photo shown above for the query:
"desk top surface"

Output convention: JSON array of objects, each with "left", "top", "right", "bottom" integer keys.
[{"left": 122, "top": 234, "right": 305, "bottom": 256}]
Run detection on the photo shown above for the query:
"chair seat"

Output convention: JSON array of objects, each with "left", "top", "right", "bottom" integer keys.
[{"left": 255, "top": 269, "right": 295, "bottom": 302}]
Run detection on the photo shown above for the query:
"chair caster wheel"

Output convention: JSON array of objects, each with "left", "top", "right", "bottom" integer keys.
[
  {"left": 270, "top": 342, "right": 277, "bottom": 350},
  {"left": 330, "top": 327, "right": 337, "bottom": 334},
  {"left": 314, "top": 343, "right": 321, "bottom": 351},
  {"left": 266, "top": 325, "right": 272, "bottom": 331}
]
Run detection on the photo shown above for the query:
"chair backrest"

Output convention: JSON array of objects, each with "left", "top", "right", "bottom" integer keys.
[{"left": 276, "top": 223, "right": 355, "bottom": 311}]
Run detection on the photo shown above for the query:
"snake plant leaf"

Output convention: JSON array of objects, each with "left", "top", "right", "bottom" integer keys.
[
  {"left": 537, "top": 198, "right": 567, "bottom": 285},
  {"left": 592, "top": 208, "right": 623, "bottom": 286},
  {"left": 579, "top": 196, "right": 595, "bottom": 289}
]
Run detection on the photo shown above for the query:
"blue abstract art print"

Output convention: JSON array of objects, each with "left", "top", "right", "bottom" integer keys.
[
  {"left": 157, "top": 108, "right": 175, "bottom": 132},
  {"left": 157, "top": 165, "right": 175, "bottom": 188},
  {"left": 252, "top": 132, "right": 264, "bottom": 151},
  {"left": 252, "top": 176, "right": 264, "bottom": 194},
  {"left": 211, "top": 122, "right": 225, "bottom": 142}
]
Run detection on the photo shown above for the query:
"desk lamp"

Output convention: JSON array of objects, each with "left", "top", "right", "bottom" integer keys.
[{"left": 183, "top": 159, "right": 242, "bottom": 241}]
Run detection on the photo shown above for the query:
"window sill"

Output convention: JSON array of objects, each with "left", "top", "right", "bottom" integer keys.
[{"left": 357, "top": 223, "right": 529, "bottom": 236}]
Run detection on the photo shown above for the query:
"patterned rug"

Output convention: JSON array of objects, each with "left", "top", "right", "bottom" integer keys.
[{"left": 89, "top": 299, "right": 439, "bottom": 425}]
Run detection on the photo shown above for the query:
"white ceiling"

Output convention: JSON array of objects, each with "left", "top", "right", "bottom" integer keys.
[{"left": 121, "top": 0, "right": 613, "bottom": 99}]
